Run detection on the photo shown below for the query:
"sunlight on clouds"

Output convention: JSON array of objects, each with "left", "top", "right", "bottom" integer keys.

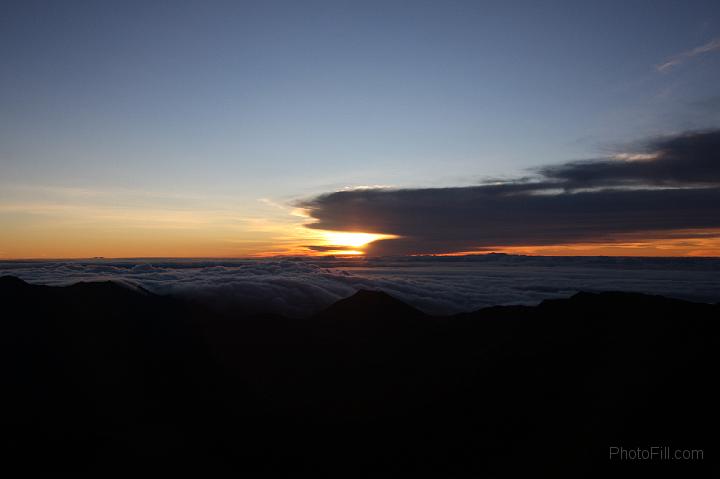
[
  {"left": 490, "top": 230, "right": 720, "bottom": 257},
  {"left": 612, "top": 153, "right": 660, "bottom": 162},
  {"left": 3, "top": 181, "right": 719, "bottom": 259},
  {"left": 321, "top": 231, "right": 398, "bottom": 248}
]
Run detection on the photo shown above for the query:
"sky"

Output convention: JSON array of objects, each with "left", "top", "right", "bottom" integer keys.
[{"left": 1, "top": 0, "right": 720, "bottom": 258}]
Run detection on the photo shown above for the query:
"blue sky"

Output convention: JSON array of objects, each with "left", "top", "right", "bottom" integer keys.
[{"left": 1, "top": 1, "right": 720, "bottom": 257}]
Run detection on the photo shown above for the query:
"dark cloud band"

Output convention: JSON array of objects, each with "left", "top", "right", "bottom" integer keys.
[{"left": 301, "top": 130, "right": 720, "bottom": 255}]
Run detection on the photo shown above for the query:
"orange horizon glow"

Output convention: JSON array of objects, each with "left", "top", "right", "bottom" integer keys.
[
  {"left": 2, "top": 234, "right": 720, "bottom": 260},
  {"left": 3, "top": 184, "right": 719, "bottom": 259},
  {"left": 430, "top": 231, "right": 720, "bottom": 258},
  {"left": 1, "top": 201, "right": 719, "bottom": 260}
]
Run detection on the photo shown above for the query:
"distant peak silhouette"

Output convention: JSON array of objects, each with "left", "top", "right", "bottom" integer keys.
[
  {"left": 0, "top": 275, "right": 33, "bottom": 296},
  {"left": 315, "top": 289, "right": 426, "bottom": 320},
  {"left": 0, "top": 275, "right": 28, "bottom": 287}
]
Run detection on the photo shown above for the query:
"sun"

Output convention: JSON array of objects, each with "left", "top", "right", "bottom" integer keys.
[
  {"left": 319, "top": 231, "right": 399, "bottom": 253},
  {"left": 322, "top": 231, "right": 392, "bottom": 248},
  {"left": 299, "top": 230, "right": 399, "bottom": 256}
]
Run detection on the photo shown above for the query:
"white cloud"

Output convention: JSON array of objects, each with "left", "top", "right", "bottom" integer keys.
[{"left": 2, "top": 257, "right": 719, "bottom": 317}]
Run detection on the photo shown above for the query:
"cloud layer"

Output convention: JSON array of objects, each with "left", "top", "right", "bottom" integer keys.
[
  {"left": 301, "top": 130, "right": 720, "bottom": 255},
  {"left": 2, "top": 256, "right": 719, "bottom": 317}
]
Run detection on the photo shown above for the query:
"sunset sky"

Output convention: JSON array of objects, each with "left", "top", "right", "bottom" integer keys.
[{"left": 2, "top": 0, "right": 720, "bottom": 258}]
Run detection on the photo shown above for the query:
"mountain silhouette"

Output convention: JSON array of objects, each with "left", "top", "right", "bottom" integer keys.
[
  {"left": 1, "top": 275, "right": 718, "bottom": 477},
  {"left": 0, "top": 274, "right": 29, "bottom": 289},
  {"left": 315, "top": 289, "right": 426, "bottom": 320}
]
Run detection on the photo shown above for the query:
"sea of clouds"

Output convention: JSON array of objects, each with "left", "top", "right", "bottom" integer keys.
[{"left": 1, "top": 255, "right": 718, "bottom": 317}]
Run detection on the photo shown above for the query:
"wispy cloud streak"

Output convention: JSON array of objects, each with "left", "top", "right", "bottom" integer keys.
[{"left": 657, "top": 37, "right": 720, "bottom": 72}]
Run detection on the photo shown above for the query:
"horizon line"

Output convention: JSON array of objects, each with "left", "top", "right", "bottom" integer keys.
[{"left": 1, "top": 253, "right": 719, "bottom": 262}]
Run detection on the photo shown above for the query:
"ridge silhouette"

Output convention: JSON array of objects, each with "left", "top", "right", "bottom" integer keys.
[
  {"left": 315, "top": 288, "right": 426, "bottom": 320},
  {"left": 1, "top": 276, "right": 718, "bottom": 477}
]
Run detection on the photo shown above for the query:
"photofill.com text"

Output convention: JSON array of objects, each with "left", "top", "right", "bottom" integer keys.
[{"left": 609, "top": 446, "right": 703, "bottom": 461}]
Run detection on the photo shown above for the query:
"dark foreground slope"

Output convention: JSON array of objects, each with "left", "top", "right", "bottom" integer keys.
[{"left": 1, "top": 275, "right": 719, "bottom": 477}]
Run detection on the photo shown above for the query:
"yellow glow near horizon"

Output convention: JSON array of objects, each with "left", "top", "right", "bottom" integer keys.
[
  {"left": 2, "top": 185, "right": 719, "bottom": 259},
  {"left": 317, "top": 249, "right": 365, "bottom": 256},
  {"left": 320, "top": 231, "right": 399, "bottom": 249}
]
